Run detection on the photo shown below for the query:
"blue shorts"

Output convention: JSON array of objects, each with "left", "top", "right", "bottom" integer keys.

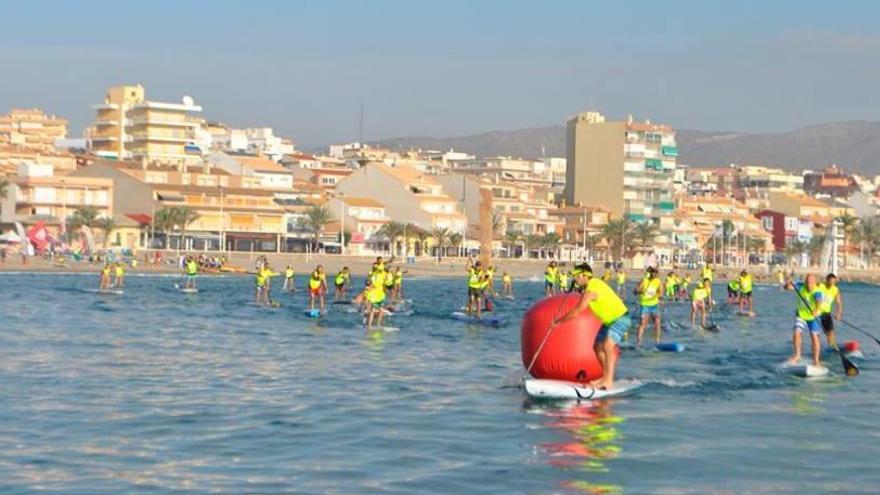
[
  {"left": 640, "top": 305, "right": 659, "bottom": 316},
  {"left": 597, "top": 315, "right": 631, "bottom": 344},
  {"left": 794, "top": 317, "right": 821, "bottom": 335}
]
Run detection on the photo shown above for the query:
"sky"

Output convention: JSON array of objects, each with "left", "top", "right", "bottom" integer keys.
[{"left": 2, "top": 0, "right": 880, "bottom": 147}]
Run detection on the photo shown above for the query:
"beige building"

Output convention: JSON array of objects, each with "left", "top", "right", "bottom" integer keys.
[
  {"left": 87, "top": 85, "right": 203, "bottom": 167},
  {"left": 335, "top": 164, "right": 467, "bottom": 234},
  {"left": 326, "top": 196, "right": 390, "bottom": 255},
  {"left": 0, "top": 108, "right": 68, "bottom": 153},
  {"left": 565, "top": 111, "right": 677, "bottom": 222},
  {"left": 1, "top": 162, "right": 113, "bottom": 240}
]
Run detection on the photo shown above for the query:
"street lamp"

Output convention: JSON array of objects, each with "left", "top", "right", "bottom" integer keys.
[{"left": 338, "top": 192, "right": 345, "bottom": 256}]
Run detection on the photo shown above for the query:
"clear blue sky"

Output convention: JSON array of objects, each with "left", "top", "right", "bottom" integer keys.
[{"left": 2, "top": 0, "right": 879, "bottom": 147}]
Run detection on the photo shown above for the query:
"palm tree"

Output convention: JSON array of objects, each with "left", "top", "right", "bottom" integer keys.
[
  {"left": 853, "top": 217, "right": 880, "bottom": 268},
  {"left": 431, "top": 226, "right": 450, "bottom": 260},
  {"left": 542, "top": 232, "right": 561, "bottom": 259},
  {"left": 448, "top": 232, "right": 463, "bottom": 258},
  {"left": 94, "top": 217, "right": 116, "bottom": 249},
  {"left": 377, "top": 221, "right": 407, "bottom": 258},
  {"left": 601, "top": 219, "right": 635, "bottom": 262},
  {"left": 72, "top": 205, "right": 100, "bottom": 228},
  {"left": 173, "top": 206, "right": 200, "bottom": 251},
  {"left": 299, "top": 205, "right": 332, "bottom": 251},
  {"left": 412, "top": 225, "right": 430, "bottom": 256},
  {"left": 491, "top": 210, "right": 505, "bottom": 238},
  {"left": 584, "top": 232, "right": 603, "bottom": 261},
  {"left": 153, "top": 207, "right": 176, "bottom": 249},
  {"left": 837, "top": 212, "right": 859, "bottom": 268},
  {"left": 504, "top": 230, "right": 520, "bottom": 259},
  {"left": 632, "top": 221, "right": 660, "bottom": 248},
  {"left": 807, "top": 233, "right": 826, "bottom": 266},
  {"left": 784, "top": 239, "right": 807, "bottom": 266},
  {"left": 524, "top": 234, "right": 543, "bottom": 259}
]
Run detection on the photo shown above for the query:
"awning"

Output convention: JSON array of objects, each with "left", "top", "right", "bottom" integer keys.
[
  {"left": 157, "top": 193, "right": 185, "bottom": 201},
  {"left": 662, "top": 146, "right": 679, "bottom": 157},
  {"left": 125, "top": 213, "right": 152, "bottom": 225}
]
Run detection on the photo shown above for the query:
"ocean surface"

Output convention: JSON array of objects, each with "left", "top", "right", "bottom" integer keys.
[{"left": 0, "top": 272, "right": 878, "bottom": 494}]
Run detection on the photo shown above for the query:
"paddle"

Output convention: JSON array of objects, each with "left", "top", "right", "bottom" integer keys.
[
  {"left": 703, "top": 303, "right": 720, "bottom": 332},
  {"left": 793, "top": 287, "right": 859, "bottom": 377},
  {"left": 839, "top": 318, "right": 880, "bottom": 348}
]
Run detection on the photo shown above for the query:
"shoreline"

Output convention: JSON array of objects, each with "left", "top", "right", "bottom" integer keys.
[{"left": 3, "top": 250, "right": 880, "bottom": 284}]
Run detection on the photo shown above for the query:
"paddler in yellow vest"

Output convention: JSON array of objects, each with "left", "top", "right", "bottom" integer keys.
[
  {"left": 185, "top": 256, "right": 199, "bottom": 290},
  {"left": 501, "top": 271, "right": 513, "bottom": 298},
  {"left": 382, "top": 264, "right": 396, "bottom": 299},
  {"left": 544, "top": 261, "right": 559, "bottom": 297},
  {"left": 557, "top": 267, "right": 570, "bottom": 294},
  {"left": 784, "top": 274, "right": 825, "bottom": 366},
  {"left": 283, "top": 265, "right": 296, "bottom": 293},
  {"left": 334, "top": 266, "right": 351, "bottom": 300},
  {"left": 568, "top": 265, "right": 586, "bottom": 293},
  {"left": 466, "top": 259, "right": 486, "bottom": 318},
  {"left": 777, "top": 269, "right": 785, "bottom": 289},
  {"left": 701, "top": 263, "right": 714, "bottom": 283},
  {"left": 737, "top": 270, "right": 755, "bottom": 316},
  {"left": 555, "top": 263, "right": 631, "bottom": 390},
  {"left": 727, "top": 278, "right": 740, "bottom": 304},
  {"left": 485, "top": 265, "right": 497, "bottom": 297},
  {"left": 392, "top": 266, "right": 405, "bottom": 300},
  {"left": 818, "top": 273, "right": 843, "bottom": 348},
  {"left": 254, "top": 263, "right": 268, "bottom": 304},
  {"left": 371, "top": 256, "right": 386, "bottom": 276},
  {"left": 679, "top": 274, "right": 692, "bottom": 300},
  {"left": 363, "top": 275, "right": 387, "bottom": 330},
  {"left": 635, "top": 266, "right": 664, "bottom": 345},
  {"left": 602, "top": 269, "right": 613, "bottom": 283},
  {"left": 308, "top": 265, "right": 328, "bottom": 313},
  {"left": 114, "top": 262, "right": 125, "bottom": 288},
  {"left": 665, "top": 271, "right": 678, "bottom": 301},
  {"left": 615, "top": 269, "right": 627, "bottom": 297},
  {"left": 99, "top": 262, "right": 112, "bottom": 291},
  {"left": 690, "top": 278, "right": 711, "bottom": 327}
]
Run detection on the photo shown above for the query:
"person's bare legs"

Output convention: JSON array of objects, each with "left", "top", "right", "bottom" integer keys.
[
  {"left": 637, "top": 316, "right": 648, "bottom": 345},
  {"left": 787, "top": 329, "right": 802, "bottom": 364},
  {"left": 811, "top": 332, "right": 821, "bottom": 366},
  {"left": 653, "top": 314, "right": 662, "bottom": 343}
]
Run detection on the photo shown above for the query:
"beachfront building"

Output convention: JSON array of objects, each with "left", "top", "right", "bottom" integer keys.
[
  {"left": 675, "top": 195, "right": 772, "bottom": 265},
  {"left": 0, "top": 108, "right": 68, "bottom": 153},
  {"left": 549, "top": 205, "right": 611, "bottom": 260},
  {"left": 208, "top": 124, "right": 295, "bottom": 161},
  {"left": 335, "top": 164, "right": 467, "bottom": 235},
  {"left": 86, "top": 84, "right": 203, "bottom": 167},
  {"left": 686, "top": 167, "right": 738, "bottom": 197},
  {"left": 325, "top": 196, "right": 390, "bottom": 255},
  {"left": 736, "top": 165, "right": 804, "bottom": 194},
  {"left": 565, "top": 111, "right": 677, "bottom": 222},
  {"left": 454, "top": 156, "right": 553, "bottom": 188},
  {"left": 755, "top": 210, "right": 813, "bottom": 251},
  {"left": 0, "top": 162, "right": 113, "bottom": 249},
  {"left": 71, "top": 159, "right": 288, "bottom": 252},
  {"left": 206, "top": 152, "right": 294, "bottom": 190},
  {"left": 803, "top": 164, "right": 859, "bottom": 198}
]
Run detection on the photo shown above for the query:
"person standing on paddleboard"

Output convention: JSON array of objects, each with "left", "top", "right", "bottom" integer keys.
[
  {"left": 818, "top": 273, "right": 843, "bottom": 349},
  {"left": 308, "top": 265, "right": 328, "bottom": 313},
  {"left": 784, "top": 274, "right": 825, "bottom": 366},
  {"left": 465, "top": 259, "right": 485, "bottom": 319},
  {"left": 544, "top": 261, "right": 559, "bottom": 297},
  {"left": 99, "top": 262, "right": 112, "bottom": 291},
  {"left": 114, "top": 262, "right": 125, "bottom": 288},
  {"left": 184, "top": 256, "right": 199, "bottom": 291},
  {"left": 690, "top": 278, "right": 711, "bottom": 327},
  {"left": 635, "top": 267, "right": 664, "bottom": 345},
  {"left": 502, "top": 271, "right": 513, "bottom": 298},
  {"left": 284, "top": 265, "right": 296, "bottom": 293},
  {"left": 738, "top": 270, "right": 754, "bottom": 315},
  {"left": 554, "top": 263, "right": 631, "bottom": 390}
]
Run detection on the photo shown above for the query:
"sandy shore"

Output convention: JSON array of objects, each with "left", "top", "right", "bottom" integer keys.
[{"left": 3, "top": 250, "right": 880, "bottom": 284}]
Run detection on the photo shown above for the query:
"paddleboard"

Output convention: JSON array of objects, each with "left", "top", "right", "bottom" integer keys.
[
  {"left": 366, "top": 326, "right": 400, "bottom": 333},
  {"left": 523, "top": 378, "right": 643, "bottom": 400},
  {"left": 179, "top": 287, "right": 199, "bottom": 294},
  {"left": 84, "top": 288, "right": 124, "bottom": 295},
  {"left": 303, "top": 309, "right": 324, "bottom": 317},
  {"left": 503, "top": 295, "right": 515, "bottom": 300},
  {"left": 655, "top": 342, "right": 685, "bottom": 352},
  {"left": 450, "top": 311, "right": 504, "bottom": 327},
  {"left": 333, "top": 300, "right": 352, "bottom": 305},
  {"left": 779, "top": 361, "right": 829, "bottom": 378}
]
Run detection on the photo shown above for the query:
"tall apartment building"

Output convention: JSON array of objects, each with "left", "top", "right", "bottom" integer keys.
[
  {"left": 0, "top": 108, "right": 68, "bottom": 153},
  {"left": 87, "top": 85, "right": 203, "bottom": 167},
  {"left": 565, "top": 111, "right": 677, "bottom": 222}
]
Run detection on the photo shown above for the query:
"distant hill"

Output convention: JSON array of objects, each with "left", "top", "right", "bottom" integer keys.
[{"left": 379, "top": 121, "right": 880, "bottom": 174}]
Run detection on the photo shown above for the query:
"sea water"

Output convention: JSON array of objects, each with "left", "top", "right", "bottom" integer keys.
[{"left": 0, "top": 273, "right": 878, "bottom": 494}]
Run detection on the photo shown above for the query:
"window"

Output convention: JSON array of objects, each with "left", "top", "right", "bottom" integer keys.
[{"left": 762, "top": 217, "right": 773, "bottom": 230}]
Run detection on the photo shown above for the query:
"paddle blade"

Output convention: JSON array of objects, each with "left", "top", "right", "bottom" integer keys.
[{"left": 841, "top": 354, "right": 859, "bottom": 377}]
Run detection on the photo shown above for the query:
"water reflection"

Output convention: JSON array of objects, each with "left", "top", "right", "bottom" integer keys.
[{"left": 525, "top": 399, "right": 625, "bottom": 494}]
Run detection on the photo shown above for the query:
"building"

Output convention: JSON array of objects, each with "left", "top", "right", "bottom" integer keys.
[
  {"left": 209, "top": 124, "right": 295, "bottom": 161},
  {"left": 548, "top": 205, "right": 610, "bottom": 259},
  {"left": 755, "top": 209, "right": 811, "bottom": 251},
  {"left": 335, "top": 164, "right": 467, "bottom": 234},
  {"left": 455, "top": 156, "right": 553, "bottom": 187},
  {"left": 87, "top": 84, "right": 203, "bottom": 167},
  {"left": 737, "top": 165, "right": 804, "bottom": 194},
  {"left": 207, "top": 152, "right": 294, "bottom": 190},
  {"left": 803, "top": 164, "right": 858, "bottom": 198},
  {"left": 0, "top": 108, "right": 68, "bottom": 153},
  {"left": 565, "top": 111, "right": 677, "bottom": 222},
  {"left": 70, "top": 160, "right": 288, "bottom": 252},
  {"left": 326, "top": 196, "right": 390, "bottom": 255},
  {"left": 0, "top": 162, "right": 113, "bottom": 246}
]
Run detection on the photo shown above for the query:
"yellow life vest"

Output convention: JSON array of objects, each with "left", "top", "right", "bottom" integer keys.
[
  {"left": 692, "top": 283, "right": 708, "bottom": 301},
  {"left": 286, "top": 268, "right": 294, "bottom": 278},
  {"left": 394, "top": 271, "right": 403, "bottom": 286},
  {"left": 796, "top": 284, "right": 822, "bottom": 321},
  {"left": 545, "top": 266, "right": 558, "bottom": 284},
  {"left": 557, "top": 271, "right": 569, "bottom": 287},
  {"left": 335, "top": 272, "right": 347, "bottom": 285},
  {"left": 585, "top": 278, "right": 628, "bottom": 324},
  {"left": 309, "top": 271, "right": 325, "bottom": 289},
  {"left": 616, "top": 272, "right": 626, "bottom": 284},
  {"left": 819, "top": 283, "right": 839, "bottom": 314},
  {"left": 702, "top": 267, "right": 714, "bottom": 281},
  {"left": 186, "top": 261, "right": 198, "bottom": 275},
  {"left": 468, "top": 268, "right": 483, "bottom": 289},
  {"left": 502, "top": 274, "right": 511, "bottom": 283},
  {"left": 366, "top": 283, "right": 386, "bottom": 304},
  {"left": 739, "top": 274, "right": 753, "bottom": 293},
  {"left": 115, "top": 266, "right": 124, "bottom": 277},
  {"left": 639, "top": 278, "right": 661, "bottom": 306}
]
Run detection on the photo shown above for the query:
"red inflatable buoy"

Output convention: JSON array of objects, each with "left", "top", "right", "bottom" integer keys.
[
  {"left": 521, "top": 293, "right": 604, "bottom": 383},
  {"left": 843, "top": 340, "right": 860, "bottom": 353}
]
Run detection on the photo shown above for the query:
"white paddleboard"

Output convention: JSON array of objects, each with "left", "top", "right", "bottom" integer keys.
[
  {"left": 366, "top": 326, "right": 399, "bottom": 333},
  {"left": 523, "top": 378, "right": 643, "bottom": 400},
  {"left": 779, "top": 361, "right": 829, "bottom": 378},
  {"left": 84, "top": 288, "right": 124, "bottom": 295},
  {"left": 179, "top": 288, "right": 199, "bottom": 294}
]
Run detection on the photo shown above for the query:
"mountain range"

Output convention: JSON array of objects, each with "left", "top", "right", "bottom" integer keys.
[{"left": 378, "top": 121, "right": 880, "bottom": 174}]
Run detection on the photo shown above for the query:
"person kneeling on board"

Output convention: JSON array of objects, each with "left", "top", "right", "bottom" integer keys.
[
  {"left": 554, "top": 263, "right": 631, "bottom": 390},
  {"left": 784, "top": 274, "right": 824, "bottom": 366}
]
